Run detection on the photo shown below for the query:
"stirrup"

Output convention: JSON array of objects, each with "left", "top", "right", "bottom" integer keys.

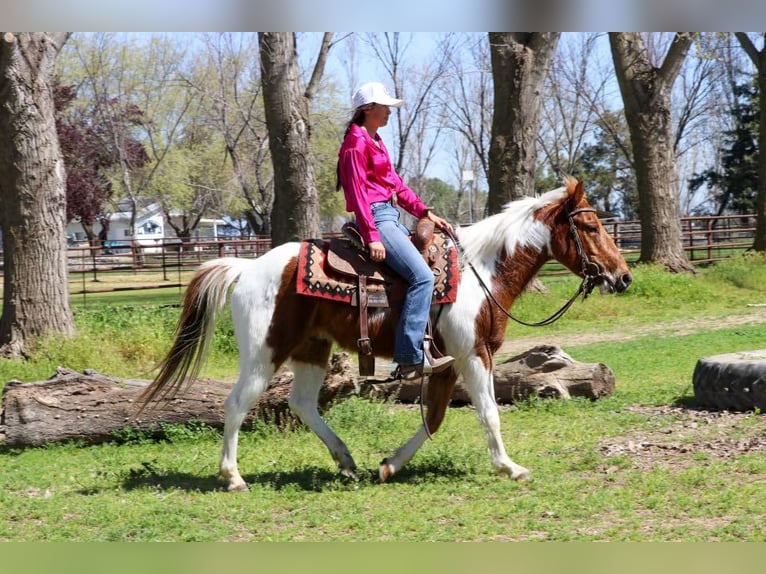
[{"left": 390, "top": 354, "right": 455, "bottom": 380}]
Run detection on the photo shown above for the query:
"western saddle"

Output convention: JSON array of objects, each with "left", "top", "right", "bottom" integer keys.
[{"left": 326, "top": 217, "right": 449, "bottom": 376}]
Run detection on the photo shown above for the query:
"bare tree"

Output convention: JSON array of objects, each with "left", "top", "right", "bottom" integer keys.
[
  {"left": 542, "top": 33, "right": 725, "bottom": 218},
  {"left": 735, "top": 32, "right": 766, "bottom": 251},
  {"left": 610, "top": 32, "right": 696, "bottom": 272},
  {"left": 69, "top": 33, "right": 195, "bottom": 243},
  {"left": 184, "top": 32, "right": 273, "bottom": 236},
  {"left": 538, "top": 33, "right": 606, "bottom": 178},
  {"left": 0, "top": 32, "right": 74, "bottom": 357},
  {"left": 488, "top": 32, "right": 561, "bottom": 213},
  {"left": 441, "top": 34, "right": 493, "bottom": 197},
  {"left": 363, "top": 33, "right": 455, "bottom": 193},
  {"left": 259, "top": 32, "right": 333, "bottom": 244}
]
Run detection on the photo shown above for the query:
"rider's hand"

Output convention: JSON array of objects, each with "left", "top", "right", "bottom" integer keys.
[
  {"left": 426, "top": 210, "right": 454, "bottom": 235},
  {"left": 368, "top": 241, "right": 386, "bottom": 262}
]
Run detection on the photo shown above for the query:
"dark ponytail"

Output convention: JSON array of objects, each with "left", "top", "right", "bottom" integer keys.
[{"left": 336, "top": 106, "right": 370, "bottom": 191}]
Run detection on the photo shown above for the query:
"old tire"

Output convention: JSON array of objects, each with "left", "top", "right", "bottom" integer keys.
[{"left": 692, "top": 350, "right": 766, "bottom": 412}]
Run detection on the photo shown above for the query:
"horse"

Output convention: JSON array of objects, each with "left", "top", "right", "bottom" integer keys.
[{"left": 138, "top": 176, "right": 632, "bottom": 491}]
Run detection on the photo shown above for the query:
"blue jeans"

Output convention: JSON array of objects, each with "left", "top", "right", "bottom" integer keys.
[{"left": 371, "top": 201, "right": 434, "bottom": 366}]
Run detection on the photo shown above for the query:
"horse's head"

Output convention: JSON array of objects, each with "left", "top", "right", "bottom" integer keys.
[{"left": 543, "top": 177, "right": 632, "bottom": 294}]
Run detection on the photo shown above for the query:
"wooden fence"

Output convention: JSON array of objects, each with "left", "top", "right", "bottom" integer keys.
[
  {"left": 603, "top": 213, "right": 756, "bottom": 264},
  {"left": 0, "top": 213, "right": 759, "bottom": 300}
]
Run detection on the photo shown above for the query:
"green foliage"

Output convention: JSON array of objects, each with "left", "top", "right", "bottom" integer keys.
[
  {"left": 507, "top": 255, "right": 766, "bottom": 343},
  {"left": 688, "top": 80, "right": 759, "bottom": 215},
  {"left": 705, "top": 251, "right": 766, "bottom": 290},
  {"left": 0, "top": 303, "right": 239, "bottom": 388},
  {"left": 310, "top": 82, "right": 348, "bottom": 230},
  {"left": 620, "top": 263, "right": 716, "bottom": 302},
  {"left": 537, "top": 109, "right": 637, "bottom": 219}
]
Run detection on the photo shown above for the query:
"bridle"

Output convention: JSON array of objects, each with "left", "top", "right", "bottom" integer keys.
[{"left": 446, "top": 205, "right": 610, "bottom": 328}]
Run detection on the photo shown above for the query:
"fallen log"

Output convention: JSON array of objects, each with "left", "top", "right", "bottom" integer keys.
[
  {"left": 1, "top": 346, "right": 613, "bottom": 447},
  {"left": 0, "top": 353, "right": 356, "bottom": 448},
  {"left": 365, "top": 345, "right": 615, "bottom": 403}
]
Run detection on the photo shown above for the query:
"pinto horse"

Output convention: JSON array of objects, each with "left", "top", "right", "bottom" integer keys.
[{"left": 139, "top": 177, "right": 632, "bottom": 491}]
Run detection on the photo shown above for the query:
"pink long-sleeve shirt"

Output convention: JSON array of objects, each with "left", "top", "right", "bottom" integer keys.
[{"left": 338, "top": 124, "right": 428, "bottom": 244}]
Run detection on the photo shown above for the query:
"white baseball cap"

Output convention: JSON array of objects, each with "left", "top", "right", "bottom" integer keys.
[{"left": 352, "top": 82, "right": 404, "bottom": 109}]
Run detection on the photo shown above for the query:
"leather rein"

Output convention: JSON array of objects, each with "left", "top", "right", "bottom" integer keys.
[{"left": 446, "top": 206, "right": 609, "bottom": 328}]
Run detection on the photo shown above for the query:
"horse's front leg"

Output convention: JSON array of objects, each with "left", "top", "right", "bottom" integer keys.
[
  {"left": 379, "top": 368, "right": 458, "bottom": 482},
  {"left": 461, "top": 356, "right": 530, "bottom": 481}
]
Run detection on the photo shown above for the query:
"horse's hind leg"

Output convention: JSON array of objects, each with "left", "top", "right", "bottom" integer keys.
[
  {"left": 288, "top": 340, "right": 357, "bottom": 477},
  {"left": 288, "top": 339, "right": 358, "bottom": 478},
  {"left": 220, "top": 362, "right": 275, "bottom": 492},
  {"left": 219, "top": 263, "right": 284, "bottom": 492},
  {"left": 379, "top": 368, "right": 458, "bottom": 482}
]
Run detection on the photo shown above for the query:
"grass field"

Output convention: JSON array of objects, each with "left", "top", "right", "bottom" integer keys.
[{"left": 0, "top": 254, "right": 765, "bottom": 541}]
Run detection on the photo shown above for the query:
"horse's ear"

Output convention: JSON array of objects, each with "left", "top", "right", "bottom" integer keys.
[{"left": 571, "top": 179, "right": 585, "bottom": 204}]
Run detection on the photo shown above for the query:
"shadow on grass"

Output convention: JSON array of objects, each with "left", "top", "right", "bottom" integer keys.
[
  {"left": 673, "top": 394, "right": 701, "bottom": 408},
  {"left": 119, "top": 458, "right": 474, "bottom": 493}
]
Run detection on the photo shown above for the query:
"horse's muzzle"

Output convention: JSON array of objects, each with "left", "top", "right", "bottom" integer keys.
[{"left": 598, "top": 271, "right": 632, "bottom": 294}]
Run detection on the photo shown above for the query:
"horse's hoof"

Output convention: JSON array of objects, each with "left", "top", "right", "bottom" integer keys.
[
  {"left": 340, "top": 466, "right": 358, "bottom": 481},
  {"left": 509, "top": 467, "right": 531, "bottom": 482},
  {"left": 227, "top": 481, "right": 250, "bottom": 492},
  {"left": 378, "top": 459, "right": 394, "bottom": 483}
]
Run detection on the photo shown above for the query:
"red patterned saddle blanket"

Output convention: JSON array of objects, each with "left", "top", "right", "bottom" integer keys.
[{"left": 296, "top": 234, "right": 459, "bottom": 307}]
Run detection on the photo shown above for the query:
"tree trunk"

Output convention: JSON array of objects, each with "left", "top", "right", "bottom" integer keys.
[
  {"left": 735, "top": 33, "right": 766, "bottom": 252},
  {"left": 0, "top": 32, "right": 75, "bottom": 357},
  {"left": 609, "top": 32, "right": 696, "bottom": 273},
  {"left": 259, "top": 32, "right": 321, "bottom": 245},
  {"left": 487, "top": 32, "right": 560, "bottom": 213}
]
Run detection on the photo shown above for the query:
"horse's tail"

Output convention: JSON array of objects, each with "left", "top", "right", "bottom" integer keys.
[{"left": 137, "top": 257, "right": 252, "bottom": 410}]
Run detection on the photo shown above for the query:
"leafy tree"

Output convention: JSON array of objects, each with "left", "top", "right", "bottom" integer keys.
[
  {"left": 55, "top": 81, "right": 113, "bottom": 243},
  {"left": 688, "top": 81, "right": 759, "bottom": 216},
  {"left": 183, "top": 32, "right": 274, "bottom": 236},
  {"left": 54, "top": 81, "right": 149, "bottom": 244},
  {"left": 411, "top": 176, "right": 458, "bottom": 219},
  {"left": 578, "top": 112, "right": 639, "bottom": 219},
  {"left": 63, "top": 33, "right": 193, "bottom": 243},
  {"left": 149, "top": 112, "right": 233, "bottom": 241},
  {"left": 735, "top": 32, "right": 766, "bottom": 251}
]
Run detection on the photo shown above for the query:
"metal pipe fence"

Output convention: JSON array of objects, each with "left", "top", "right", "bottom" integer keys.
[{"left": 0, "top": 214, "right": 759, "bottom": 301}]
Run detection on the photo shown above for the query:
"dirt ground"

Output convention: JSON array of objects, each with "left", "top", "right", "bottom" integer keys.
[
  {"left": 599, "top": 404, "right": 766, "bottom": 472},
  {"left": 497, "top": 309, "right": 766, "bottom": 357}
]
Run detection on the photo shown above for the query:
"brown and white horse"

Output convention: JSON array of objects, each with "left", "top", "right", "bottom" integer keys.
[{"left": 139, "top": 177, "right": 632, "bottom": 491}]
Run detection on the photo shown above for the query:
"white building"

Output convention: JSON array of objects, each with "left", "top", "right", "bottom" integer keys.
[{"left": 66, "top": 201, "right": 225, "bottom": 252}]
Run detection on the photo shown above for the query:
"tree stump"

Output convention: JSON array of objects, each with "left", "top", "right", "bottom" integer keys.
[{"left": 693, "top": 350, "right": 766, "bottom": 412}]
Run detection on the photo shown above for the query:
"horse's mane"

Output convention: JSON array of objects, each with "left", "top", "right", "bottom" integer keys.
[{"left": 457, "top": 183, "right": 569, "bottom": 267}]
